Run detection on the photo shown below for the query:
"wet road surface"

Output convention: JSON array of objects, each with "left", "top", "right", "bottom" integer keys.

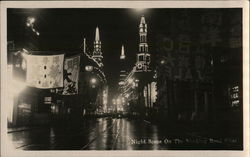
[{"left": 7, "top": 117, "right": 241, "bottom": 150}]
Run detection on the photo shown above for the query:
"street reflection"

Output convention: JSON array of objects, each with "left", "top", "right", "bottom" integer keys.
[{"left": 7, "top": 118, "right": 168, "bottom": 150}]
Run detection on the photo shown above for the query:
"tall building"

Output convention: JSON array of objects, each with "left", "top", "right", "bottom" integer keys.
[
  {"left": 118, "top": 15, "right": 155, "bottom": 115},
  {"left": 135, "top": 16, "right": 151, "bottom": 72},
  {"left": 93, "top": 27, "right": 103, "bottom": 67},
  {"left": 119, "top": 45, "right": 126, "bottom": 86}
]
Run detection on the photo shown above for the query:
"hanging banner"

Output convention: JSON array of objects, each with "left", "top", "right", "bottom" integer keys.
[
  {"left": 60, "top": 55, "right": 80, "bottom": 95},
  {"left": 26, "top": 54, "right": 64, "bottom": 88}
]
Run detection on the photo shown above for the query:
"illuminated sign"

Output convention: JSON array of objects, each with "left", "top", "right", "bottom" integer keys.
[
  {"left": 159, "top": 37, "right": 212, "bottom": 82},
  {"left": 230, "top": 85, "right": 240, "bottom": 108}
]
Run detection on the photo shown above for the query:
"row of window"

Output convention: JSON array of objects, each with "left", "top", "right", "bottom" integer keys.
[
  {"left": 138, "top": 54, "right": 150, "bottom": 63},
  {"left": 140, "top": 35, "right": 147, "bottom": 43},
  {"left": 139, "top": 45, "right": 148, "bottom": 52}
]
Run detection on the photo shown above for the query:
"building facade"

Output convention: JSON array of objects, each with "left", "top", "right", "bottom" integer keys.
[
  {"left": 8, "top": 26, "right": 108, "bottom": 127},
  {"left": 118, "top": 16, "right": 156, "bottom": 116},
  {"left": 154, "top": 10, "right": 243, "bottom": 126}
]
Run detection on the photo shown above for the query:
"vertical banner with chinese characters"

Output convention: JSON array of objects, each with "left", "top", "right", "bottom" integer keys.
[
  {"left": 61, "top": 55, "right": 80, "bottom": 95},
  {"left": 157, "top": 10, "right": 214, "bottom": 82},
  {"left": 229, "top": 11, "right": 242, "bottom": 48},
  {"left": 26, "top": 54, "right": 64, "bottom": 88}
]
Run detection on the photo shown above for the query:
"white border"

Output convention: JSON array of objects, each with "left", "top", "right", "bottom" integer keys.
[{"left": 1, "top": 1, "right": 249, "bottom": 157}]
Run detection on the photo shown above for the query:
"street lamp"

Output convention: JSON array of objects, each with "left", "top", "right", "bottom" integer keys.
[
  {"left": 160, "top": 59, "right": 165, "bottom": 65},
  {"left": 90, "top": 78, "right": 97, "bottom": 84},
  {"left": 85, "top": 65, "right": 93, "bottom": 72},
  {"left": 90, "top": 78, "right": 97, "bottom": 88}
]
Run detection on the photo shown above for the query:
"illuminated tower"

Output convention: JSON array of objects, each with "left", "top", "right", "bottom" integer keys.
[
  {"left": 135, "top": 15, "right": 151, "bottom": 72},
  {"left": 93, "top": 27, "right": 103, "bottom": 67},
  {"left": 119, "top": 45, "right": 126, "bottom": 86},
  {"left": 120, "top": 45, "right": 125, "bottom": 60}
]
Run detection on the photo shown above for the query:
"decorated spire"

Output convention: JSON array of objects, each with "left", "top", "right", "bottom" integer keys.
[
  {"left": 95, "top": 27, "right": 100, "bottom": 41},
  {"left": 120, "top": 45, "right": 125, "bottom": 59},
  {"left": 93, "top": 26, "right": 102, "bottom": 56},
  {"left": 140, "top": 15, "right": 146, "bottom": 24},
  {"left": 93, "top": 26, "right": 103, "bottom": 67},
  {"left": 139, "top": 15, "right": 148, "bottom": 53},
  {"left": 136, "top": 15, "right": 150, "bottom": 72}
]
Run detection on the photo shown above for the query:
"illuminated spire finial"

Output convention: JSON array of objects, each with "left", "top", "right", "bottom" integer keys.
[
  {"left": 95, "top": 27, "right": 100, "bottom": 41},
  {"left": 140, "top": 15, "right": 146, "bottom": 24},
  {"left": 120, "top": 45, "right": 125, "bottom": 59}
]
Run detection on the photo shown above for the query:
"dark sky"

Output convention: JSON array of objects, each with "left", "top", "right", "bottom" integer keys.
[{"left": 7, "top": 8, "right": 171, "bottom": 96}]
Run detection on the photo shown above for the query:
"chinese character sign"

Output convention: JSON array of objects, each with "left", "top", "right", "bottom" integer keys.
[
  {"left": 229, "top": 11, "right": 242, "bottom": 48},
  {"left": 26, "top": 54, "right": 64, "bottom": 88},
  {"left": 200, "top": 12, "right": 222, "bottom": 47},
  {"left": 61, "top": 55, "right": 80, "bottom": 95}
]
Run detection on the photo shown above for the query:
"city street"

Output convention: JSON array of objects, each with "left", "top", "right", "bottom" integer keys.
[
  {"left": 7, "top": 117, "right": 241, "bottom": 150},
  {"left": 5, "top": 8, "right": 243, "bottom": 152}
]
